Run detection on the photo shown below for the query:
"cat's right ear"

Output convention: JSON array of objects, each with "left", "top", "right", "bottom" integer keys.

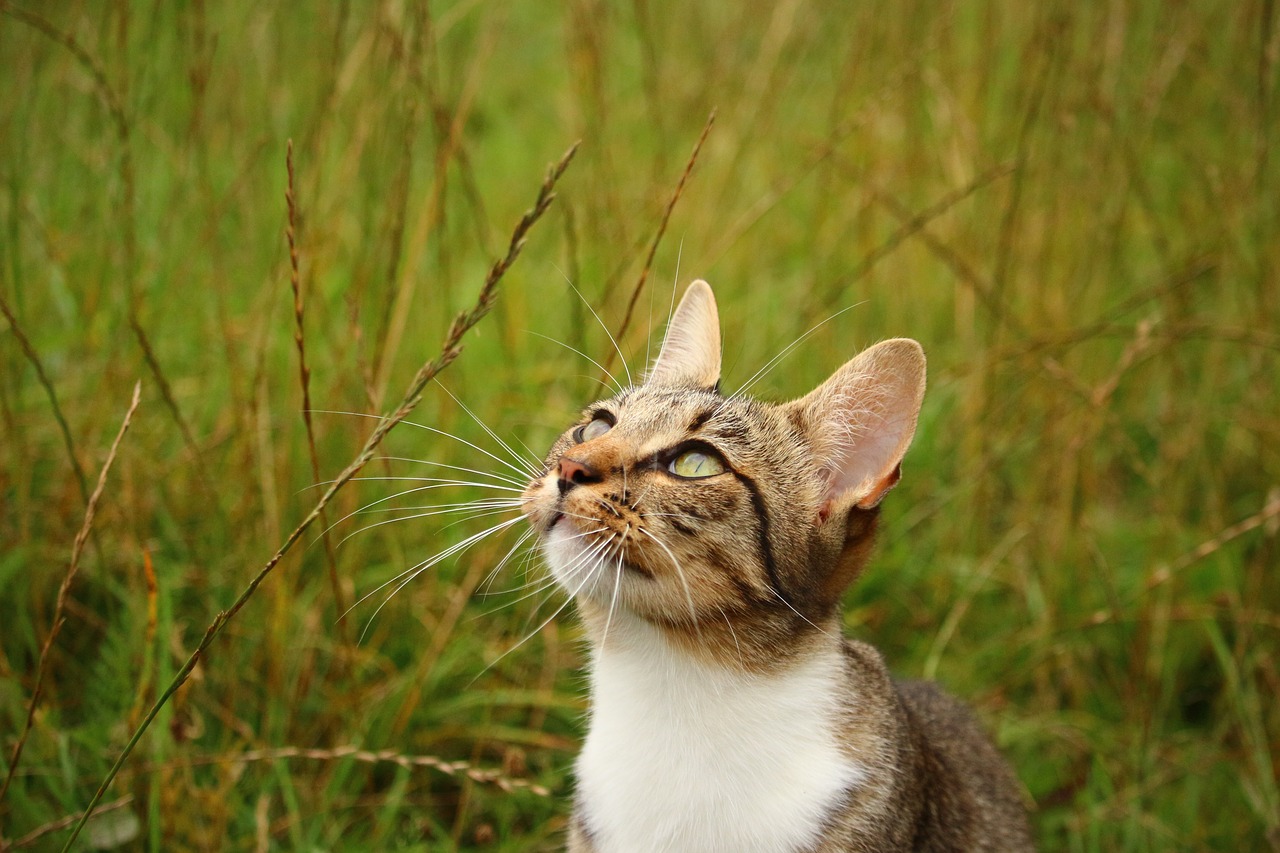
[
  {"left": 646, "top": 280, "right": 722, "bottom": 389},
  {"left": 786, "top": 338, "right": 926, "bottom": 522}
]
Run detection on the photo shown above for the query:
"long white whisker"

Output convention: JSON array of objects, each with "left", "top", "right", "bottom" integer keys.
[
  {"left": 639, "top": 527, "right": 701, "bottom": 638},
  {"left": 559, "top": 272, "right": 634, "bottom": 389},
  {"left": 356, "top": 514, "right": 525, "bottom": 612},
  {"left": 530, "top": 332, "right": 625, "bottom": 396},
  {"left": 766, "top": 585, "right": 837, "bottom": 640},
  {"left": 647, "top": 240, "right": 684, "bottom": 374},
  {"left": 312, "top": 409, "right": 538, "bottom": 483},
  {"left": 434, "top": 382, "right": 543, "bottom": 478},
  {"left": 355, "top": 514, "right": 529, "bottom": 644},
  {"left": 716, "top": 601, "right": 747, "bottom": 666},
  {"left": 476, "top": 536, "right": 614, "bottom": 680},
  {"left": 317, "top": 482, "right": 521, "bottom": 543},
  {"left": 478, "top": 526, "right": 539, "bottom": 594},
  {"left": 340, "top": 504, "right": 522, "bottom": 548},
  {"left": 339, "top": 476, "right": 524, "bottom": 493},
  {"left": 600, "top": 526, "right": 628, "bottom": 650},
  {"left": 371, "top": 455, "right": 528, "bottom": 488},
  {"left": 488, "top": 528, "right": 611, "bottom": 610},
  {"left": 731, "top": 303, "right": 864, "bottom": 400},
  {"left": 355, "top": 498, "right": 525, "bottom": 517},
  {"left": 638, "top": 510, "right": 705, "bottom": 522},
  {"left": 349, "top": 515, "right": 524, "bottom": 623}
]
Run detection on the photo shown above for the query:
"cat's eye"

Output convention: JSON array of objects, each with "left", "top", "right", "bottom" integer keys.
[
  {"left": 668, "top": 449, "right": 725, "bottom": 479},
  {"left": 575, "top": 417, "right": 613, "bottom": 443}
]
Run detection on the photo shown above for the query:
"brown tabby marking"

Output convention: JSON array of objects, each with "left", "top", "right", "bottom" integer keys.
[{"left": 524, "top": 281, "right": 1034, "bottom": 851}]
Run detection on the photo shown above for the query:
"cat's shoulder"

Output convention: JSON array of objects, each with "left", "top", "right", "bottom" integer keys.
[{"left": 837, "top": 637, "right": 895, "bottom": 692}]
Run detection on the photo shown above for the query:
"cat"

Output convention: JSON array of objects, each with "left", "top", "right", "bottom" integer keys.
[{"left": 521, "top": 281, "right": 1034, "bottom": 852}]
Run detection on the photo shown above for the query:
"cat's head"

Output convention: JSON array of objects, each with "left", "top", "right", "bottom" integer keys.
[{"left": 522, "top": 281, "right": 925, "bottom": 661}]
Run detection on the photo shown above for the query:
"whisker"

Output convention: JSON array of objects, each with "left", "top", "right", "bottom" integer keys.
[
  {"left": 638, "top": 528, "right": 702, "bottom": 641},
  {"left": 311, "top": 409, "right": 538, "bottom": 483},
  {"left": 600, "top": 525, "right": 629, "bottom": 650},
  {"left": 339, "top": 476, "right": 524, "bottom": 493},
  {"left": 511, "top": 434, "right": 545, "bottom": 470},
  {"left": 349, "top": 515, "right": 525, "bottom": 626},
  {"left": 340, "top": 504, "right": 522, "bottom": 548},
  {"left": 475, "top": 525, "right": 609, "bottom": 613},
  {"left": 478, "top": 526, "right": 540, "bottom": 595},
  {"left": 638, "top": 510, "right": 704, "bottom": 522},
  {"left": 434, "top": 382, "right": 544, "bottom": 478},
  {"left": 558, "top": 271, "right": 634, "bottom": 389},
  {"left": 715, "top": 604, "right": 746, "bottom": 670},
  {"left": 317, "top": 482, "right": 521, "bottom": 543},
  {"left": 354, "top": 498, "right": 525, "bottom": 517},
  {"left": 730, "top": 303, "right": 863, "bottom": 401},
  {"left": 530, "top": 332, "right": 625, "bottom": 397},
  {"left": 765, "top": 585, "right": 837, "bottom": 640},
  {"left": 370, "top": 455, "right": 528, "bottom": 488},
  {"left": 476, "top": 536, "right": 615, "bottom": 679},
  {"left": 647, "top": 240, "right": 683, "bottom": 374}
]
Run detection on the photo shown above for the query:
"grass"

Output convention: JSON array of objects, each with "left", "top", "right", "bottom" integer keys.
[{"left": 1, "top": 1, "right": 1277, "bottom": 850}]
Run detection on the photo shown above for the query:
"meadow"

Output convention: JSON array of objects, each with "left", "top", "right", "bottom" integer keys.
[{"left": 1, "top": 1, "right": 1277, "bottom": 849}]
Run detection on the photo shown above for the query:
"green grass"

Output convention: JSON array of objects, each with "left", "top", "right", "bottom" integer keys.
[{"left": 2, "top": 1, "right": 1277, "bottom": 849}]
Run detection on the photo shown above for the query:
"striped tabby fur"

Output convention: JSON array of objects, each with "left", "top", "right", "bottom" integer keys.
[{"left": 522, "top": 281, "right": 1033, "bottom": 852}]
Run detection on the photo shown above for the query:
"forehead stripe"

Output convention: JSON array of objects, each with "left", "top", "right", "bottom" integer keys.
[{"left": 687, "top": 410, "right": 713, "bottom": 433}]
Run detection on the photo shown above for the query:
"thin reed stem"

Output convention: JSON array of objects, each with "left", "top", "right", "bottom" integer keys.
[
  {"left": 0, "top": 293, "right": 91, "bottom": 506},
  {"left": 4, "top": 797, "right": 134, "bottom": 851},
  {"left": 143, "top": 745, "right": 551, "bottom": 797},
  {"left": 0, "top": 1, "right": 213, "bottom": 508},
  {"left": 285, "top": 139, "right": 350, "bottom": 639},
  {"left": 602, "top": 110, "right": 715, "bottom": 379},
  {"left": 0, "top": 381, "right": 142, "bottom": 807},
  {"left": 57, "top": 142, "right": 578, "bottom": 852}
]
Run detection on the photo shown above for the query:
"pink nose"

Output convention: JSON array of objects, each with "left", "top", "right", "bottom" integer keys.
[
  {"left": 557, "top": 457, "right": 599, "bottom": 495},
  {"left": 558, "top": 456, "right": 597, "bottom": 483}
]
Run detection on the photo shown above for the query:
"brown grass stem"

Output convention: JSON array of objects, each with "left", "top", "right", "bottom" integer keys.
[
  {"left": 871, "top": 187, "right": 1018, "bottom": 338},
  {"left": 991, "top": 12, "right": 1059, "bottom": 316},
  {"left": 372, "top": 12, "right": 497, "bottom": 404},
  {"left": 57, "top": 142, "right": 578, "bottom": 852},
  {"left": 601, "top": 110, "right": 716, "bottom": 380},
  {"left": 0, "top": 293, "right": 91, "bottom": 507},
  {"left": 137, "top": 745, "right": 552, "bottom": 798},
  {"left": 1163, "top": 490, "right": 1280, "bottom": 578},
  {"left": 1, "top": 1, "right": 213, "bottom": 512},
  {"left": 833, "top": 163, "right": 1015, "bottom": 301},
  {"left": 285, "top": 140, "right": 350, "bottom": 639},
  {"left": 0, "top": 381, "right": 142, "bottom": 809},
  {"left": 4, "top": 797, "right": 134, "bottom": 851}
]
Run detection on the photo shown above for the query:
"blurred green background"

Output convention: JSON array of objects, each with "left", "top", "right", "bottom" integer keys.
[{"left": 1, "top": 1, "right": 1277, "bottom": 849}]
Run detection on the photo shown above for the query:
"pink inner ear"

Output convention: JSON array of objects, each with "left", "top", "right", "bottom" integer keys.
[
  {"left": 799, "top": 339, "right": 926, "bottom": 519},
  {"left": 855, "top": 463, "right": 900, "bottom": 509},
  {"left": 816, "top": 460, "right": 899, "bottom": 523}
]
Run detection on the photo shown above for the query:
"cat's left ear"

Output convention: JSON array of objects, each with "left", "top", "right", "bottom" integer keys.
[
  {"left": 786, "top": 339, "right": 926, "bottom": 521},
  {"left": 646, "top": 280, "right": 722, "bottom": 389}
]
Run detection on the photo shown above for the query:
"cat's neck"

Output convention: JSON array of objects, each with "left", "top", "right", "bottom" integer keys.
[
  {"left": 576, "top": 596, "right": 837, "bottom": 673},
  {"left": 575, "top": 610, "right": 865, "bottom": 853}
]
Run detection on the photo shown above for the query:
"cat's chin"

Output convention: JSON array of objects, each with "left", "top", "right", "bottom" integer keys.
[{"left": 540, "top": 520, "right": 654, "bottom": 609}]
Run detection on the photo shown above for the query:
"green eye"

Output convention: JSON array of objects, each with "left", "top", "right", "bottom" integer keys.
[
  {"left": 576, "top": 417, "right": 612, "bottom": 443},
  {"left": 669, "top": 449, "right": 725, "bottom": 479}
]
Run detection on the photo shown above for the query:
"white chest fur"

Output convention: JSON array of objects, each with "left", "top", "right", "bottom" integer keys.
[{"left": 576, "top": 618, "right": 865, "bottom": 853}]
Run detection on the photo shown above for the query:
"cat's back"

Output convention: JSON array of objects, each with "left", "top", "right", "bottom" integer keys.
[{"left": 821, "top": 640, "right": 1034, "bottom": 852}]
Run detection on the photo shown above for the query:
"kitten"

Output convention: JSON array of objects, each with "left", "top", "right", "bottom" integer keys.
[{"left": 522, "top": 281, "right": 1033, "bottom": 852}]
